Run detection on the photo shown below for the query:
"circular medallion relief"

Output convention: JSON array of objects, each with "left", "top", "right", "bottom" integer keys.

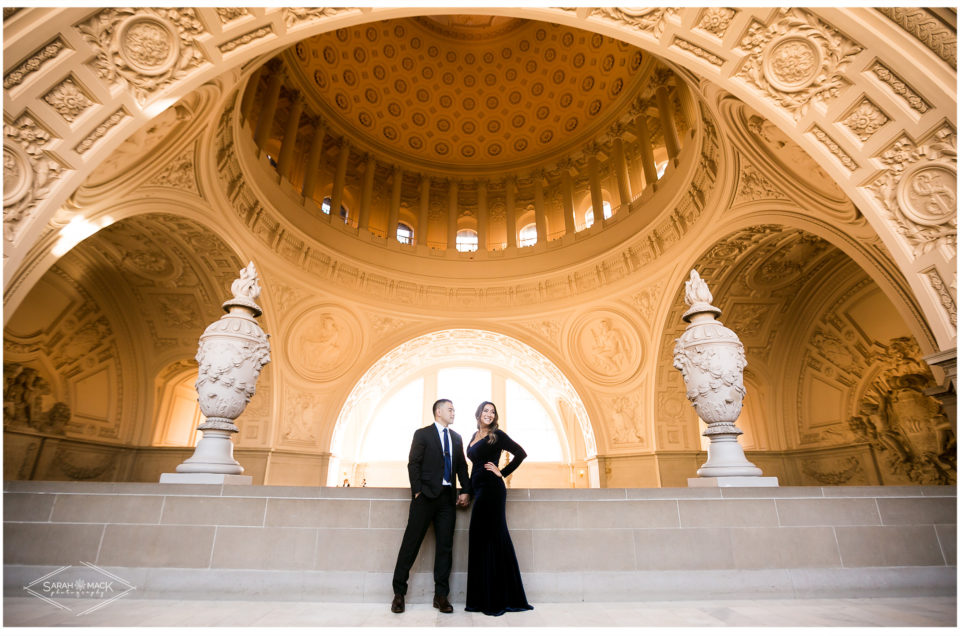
[
  {"left": 568, "top": 310, "right": 642, "bottom": 385},
  {"left": 285, "top": 305, "right": 362, "bottom": 382},
  {"left": 762, "top": 36, "right": 821, "bottom": 92},
  {"left": 117, "top": 16, "right": 180, "bottom": 76},
  {"left": 3, "top": 144, "right": 32, "bottom": 207},
  {"left": 897, "top": 163, "right": 957, "bottom": 227}
]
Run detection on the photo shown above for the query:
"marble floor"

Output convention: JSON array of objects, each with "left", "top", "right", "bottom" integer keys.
[{"left": 3, "top": 596, "right": 956, "bottom": 628}]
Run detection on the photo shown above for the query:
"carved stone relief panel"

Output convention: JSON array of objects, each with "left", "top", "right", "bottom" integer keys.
[
  {"left": 3, "top": 114, "right": 66, "bottom": 242},
  {"left": 236, "top": 364, "right": 273, "bottom": 445},
  {"left": 736, "top": 8, "right": 862, "bottom": 121},
  {"left": 567, "top": 309, "right": 642, "bottom": 386},
  {"left": 279, "top": 385, "right": 326, "bottom": 447},
  {"left": 285, "top": 304, "right": 363, "bottom": 382},
  {"left": 76, "top": 8, "right": 209, "bottom": 105},
  {"left": 867, "top": 124, "right": 957, "bottom": 257},
  {"left": 600, "top": 393, "right": 646, "bottom": 447},
  {"left": 846, "top": 337, "right": 955, "bottom": 484}
]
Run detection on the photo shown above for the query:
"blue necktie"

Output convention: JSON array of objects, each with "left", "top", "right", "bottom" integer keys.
[{"left": 443, "top": 428, "right": 452, "bottom": 484}]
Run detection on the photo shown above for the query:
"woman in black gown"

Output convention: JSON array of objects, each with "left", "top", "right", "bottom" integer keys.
[{"left": 464, "top": 401, "right": 534, "bottom": 616}]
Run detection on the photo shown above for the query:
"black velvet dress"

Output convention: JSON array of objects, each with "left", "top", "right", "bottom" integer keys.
[{"left": 464, "top": 430, "right": 534, "bottom": 616}]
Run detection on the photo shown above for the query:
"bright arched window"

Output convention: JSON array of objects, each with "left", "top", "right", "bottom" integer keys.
[
  {"left": 456, "top": 229, "right": 478, "bottom": 252},
  {"left": 518, "top": 223, "right": 537, "bottom": 247},
  {"left": 583, "top": 201, "right": 612, "bottom": 228},
  {"left": 321, "top": 196, "right": 348, "bottom": 220},
  {"left": 397, "top": 223, "right": 414, "bottom": 245}
]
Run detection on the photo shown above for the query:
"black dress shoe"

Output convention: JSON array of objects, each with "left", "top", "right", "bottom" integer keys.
[
  {"left": 391, "top": 593, "right": 405, "bottom": 613},
  {"left": 433, "top": 594, "right": 453, "bottom": 613}
]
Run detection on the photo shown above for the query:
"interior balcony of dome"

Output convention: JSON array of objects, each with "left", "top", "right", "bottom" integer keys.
[{"left": 220, "top": 16, "right": 707, "bottom": 277}]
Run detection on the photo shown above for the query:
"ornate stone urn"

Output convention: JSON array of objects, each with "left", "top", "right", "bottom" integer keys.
[
  {"left": 164, "top": 262, "right": 270, "bottom": 482},
  {"left": 673, "top": 270, "right": 777, "bottom": 486}
]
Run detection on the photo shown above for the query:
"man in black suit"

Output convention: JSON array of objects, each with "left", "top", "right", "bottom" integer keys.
[{"left": 391, "top": 398, "right": 471, "bottom": 613}]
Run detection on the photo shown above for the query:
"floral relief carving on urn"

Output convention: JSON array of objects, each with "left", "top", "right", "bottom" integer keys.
[
  {"left": 673, "top": 269, "right": 764, "bottom": 479},
  {"left": 175, "top": 261, "right": 270, "bottom": 475}
]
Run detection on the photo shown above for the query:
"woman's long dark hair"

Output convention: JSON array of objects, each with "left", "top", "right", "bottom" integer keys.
[{"left": 475, "top": 401, "right": 500, "bottom": 445}]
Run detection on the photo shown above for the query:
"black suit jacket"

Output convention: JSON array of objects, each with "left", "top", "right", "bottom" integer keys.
[{"left": 407, "top": 424, "right": 472, "bottom": 500}]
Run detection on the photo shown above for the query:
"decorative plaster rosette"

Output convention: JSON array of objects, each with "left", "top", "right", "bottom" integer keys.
[
  {"left": 285, "top": 304, "right": 362, "bottom": 382},
  {"left": 868, "top": 125, "right": 957, "bottom": 256},
  {"left": 77, "top": 8, "right": 207, "bottom": 104},
  {"left": 3, "top": 115, "right": 65, "bottom": 242},
  {"left": 567, "top": 309, "right": 642, "bottom": 385},
  {"left": 737, "top": 8, "right": 862, "bottom": 120}
]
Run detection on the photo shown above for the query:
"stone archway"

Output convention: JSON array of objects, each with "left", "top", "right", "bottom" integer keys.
[
  {"left": 4, "top": 7, "right": 955, "bottom": 348},
  {"left": 652, "top": 221, "right": 955, "bottom": 486},
  {"left": 329, "top": 328, "right": 597, "bottom": 487}
]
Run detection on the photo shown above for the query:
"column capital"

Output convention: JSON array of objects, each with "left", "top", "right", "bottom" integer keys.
[
  {"left": 650, "top": 67, "right": 673, "bottom": 90},
  {"left": 583, "top": 140, "right": 603, "bottom": 157},
  {"left": 609, "top": 122, "right": 628, "bottom": 140},
  {"left": 557, "top": 158, "right": 576, "bottom": 174},
  {"left": 529, "top": 168, "right": 547, "bottom": 183}
]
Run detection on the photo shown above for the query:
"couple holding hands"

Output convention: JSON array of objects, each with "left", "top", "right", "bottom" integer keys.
[{"left": 391, "top": 399, "right": 534, "bottom": 617}]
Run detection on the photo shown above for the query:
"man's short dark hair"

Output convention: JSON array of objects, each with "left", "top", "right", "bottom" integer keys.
[{"left": 432, "top": 398, "right": 452, "bottom": 417}]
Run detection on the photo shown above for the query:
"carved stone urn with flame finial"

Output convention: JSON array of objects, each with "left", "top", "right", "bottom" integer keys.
[
  {"left": 673, "top": 270, "right": 778, "bottom": 487},
  {"left": 161, "top": 262, "right": 270, "bottom": 485}
]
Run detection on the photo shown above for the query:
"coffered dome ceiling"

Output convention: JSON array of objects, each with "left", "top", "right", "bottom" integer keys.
[{"left": 284, "top": 16, "right": 649, "bottom": 172}]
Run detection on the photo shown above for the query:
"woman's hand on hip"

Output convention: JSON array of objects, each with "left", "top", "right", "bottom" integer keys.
[{"left": 484, "top": 462, "right": 502, "bottom": 477}]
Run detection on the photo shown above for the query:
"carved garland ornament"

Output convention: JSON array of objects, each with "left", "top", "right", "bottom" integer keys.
[
  {"left": 867, "top": 125, "right": 957, "bottom": 256},
  {"left": 842, "top": 98, "right": 889, "bottom": 142},
  {"left": 737, "top": 8, "right": 862, "bottom": 121},
  {"left": 43, "top": 77, "right": 95, "bottom": 123},
  {"left": 77, "top": 8, "right": 207, "bottom": 105},
  {"left": 3, "top": 115, "right": 65, "bottom": 242},
  {"left": 4, "top": 38, "right": 67, "bottom": 90},
  {"left": 878, "top": 7, "right": 957, "bottom": 68},
  {"left": 594, "top": 8, "right": 677, "bottom": 40},
  {"left": 283, "top": 7, "right": 351, "bottom": 28},
  {"left": 697, "top": 8, "right": 737, "bottom": 38},
  {"left": 871, "top": 62, "right": 930, "bottom": 114}
]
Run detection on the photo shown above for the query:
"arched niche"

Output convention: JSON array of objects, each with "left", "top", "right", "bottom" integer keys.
[
  {"left": 329, "top": 328, "right": 597, "bottom": 487},
  {"left": 652, "top": 223, "right": 954, "bottom": 486}
]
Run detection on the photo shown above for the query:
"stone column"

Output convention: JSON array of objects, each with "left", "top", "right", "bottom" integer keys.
[
  {"left": 358, "top": 154, "right": 376, "bottom": 232},
  {"left": 160, "top": 263, "right": 271, "bottom": 485},
  {"left": 329, "top": 139, "right": 350, "bottom": 221},
  {"left": 587, "top": 149, "right": 604, "bottom": 224},
  {"left": 504, "top": 176, "right": 517, "bottom": 248},
  {"left": 239, "top": 66, "right": 263, "bottom": 125},
  {"left": 656, "top": 84, "right": 681, "bottom": 164},
  {"left": 610, "top": 125, "right": 632, "bottom": 207},
  {"left": 673, "top": 270, "right": 778, "bottom": 487},
  {"left": 276, "top": 94, "right": 304, "bottom": 180},
  {"left": 301, "top": 118, "right": 326, "bottom": 200},
  {"left": 532, "top": 170, "right": 547, "bottom": 245},
  {"left": 634, "top": 108, "right": 658, "bottom": 189},
  {"left": 253, "top": 68, "right": 284, "bottom": 150},
  {"left": 447, "top": 179, "right": 459, "bottom": 251},
  {"left": 477, "top": 180, "right": 489, "bottom": 251},
  {"left": 559, "top": 160, "right": 576, "bottom": 235},
  {"left": 388, "top": 165, "right": 403, "bottom": 241},
  {"left": 418, "top": 175, "right": 431, "bottom": 246}
]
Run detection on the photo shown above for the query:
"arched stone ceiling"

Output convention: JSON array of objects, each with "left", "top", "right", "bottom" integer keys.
[{"left": 284, "top": 16, "right": 648, "bottom": 171}]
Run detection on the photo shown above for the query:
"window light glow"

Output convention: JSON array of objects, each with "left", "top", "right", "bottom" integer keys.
[{"left": 52, "top": 215, "right": 113, "bottom": 257}]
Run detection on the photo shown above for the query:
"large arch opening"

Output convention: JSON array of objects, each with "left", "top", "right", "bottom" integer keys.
[
  {"left": 329, "top": 329, "right": 596, "bottom": 488},
  {"left": 653, "top": 224, "right": 955, "bottom": 486}
]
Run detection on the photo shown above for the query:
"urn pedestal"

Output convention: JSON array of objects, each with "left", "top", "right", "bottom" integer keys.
[
  {"left": 160, "top": 262, "right": 270, "bottom": 486},
  {"left": 673, "top": 270, "right": 778, "bottom": 488}
]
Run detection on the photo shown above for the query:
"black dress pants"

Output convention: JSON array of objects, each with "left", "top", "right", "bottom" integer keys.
[{"left": 392, "top": 487, "right": 456, "bottom": 596}]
